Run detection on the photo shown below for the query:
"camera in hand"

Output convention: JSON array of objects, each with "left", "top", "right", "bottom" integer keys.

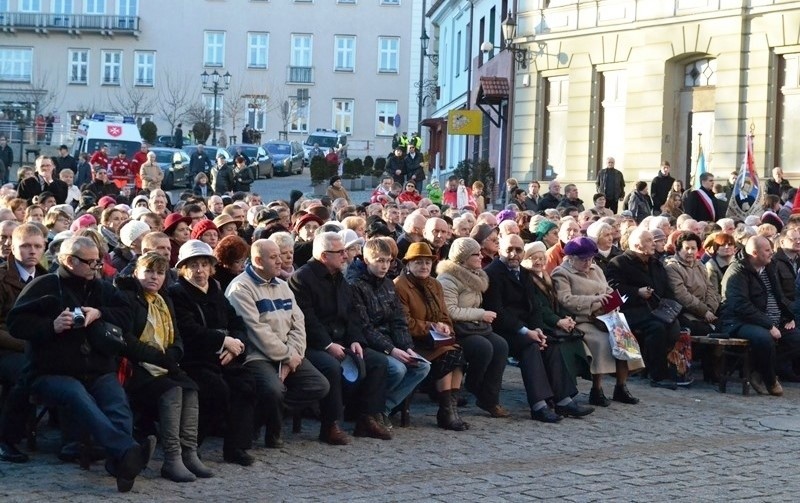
[{"left": 72, "top": 307, "right": 86, "bottom": 328}]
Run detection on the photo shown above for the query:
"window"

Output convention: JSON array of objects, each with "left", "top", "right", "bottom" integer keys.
[
  {"left": 117, "top": 0, "right": 138, "bottom": 15},
  {"left": 203, "top": 94, "right": 224, "bottom": 116},
  {"left": 455, "top": 31, "right": 461, "bottom": 77},
  {"left": 0, "top": 47, "right": 32, "bottom": 82},
  {"left": 247, "top": 32, "right": 269, "bottom": 69},
  {"left": 101, "top": 50, "right": 122, "bottom": 85},
  {"left": 291, "top": 34, "right": 313, "bottom": 67},
  {"left": 777, "top": 54, "right": 800, "bottom": 175},
  {"left": 381, "top": 0, "right": 399, "bottom": 4},
  {"left": 542, "top": 76, "right": 568, "bottom": 180},
  {"left": 134, "top": 51, "right": 155, "bottom": 86},
  {"left": 332, "top": 99, "right": 354, "bottom": 134},
  {"left": 289, "top": 97, "right": 310, "bottom": 133},
  {"left": 375, "top": 100, "right": 397, "bottom": 136},
  {"left": 684, "top": 58, "right": 716, "bottom": 87},
  {"left": 84, "top": 0, "right": 105, "bottom": 14},
  {"left": 334, "top": 35, "right": 355, "bottom": 72},
  {"left": 52, "top": 0, "right": 73, "bottom": 14},
  {"left": 19, "top": 0, "right": 40, "bottom": 12},
  {"left": 68, "top": 49, "right": 89, "bottom": 85},
  {"left": 204, "top": 31, "right": 225, "bottom": 67},
  {"left": 378, "top": 37, "right": 399, "bottom": 73},
  {"left": 247, "top": 105, "right": 267, "bottom": 131}
]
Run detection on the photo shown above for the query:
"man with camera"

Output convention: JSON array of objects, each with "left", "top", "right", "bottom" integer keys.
[{"left": 5, "top": 236, "right": 169, "bottom": 492}]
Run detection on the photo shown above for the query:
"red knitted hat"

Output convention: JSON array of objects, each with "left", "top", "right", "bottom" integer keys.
[{"left": 191, "top": 219, "right": 218, "bottom": 240}]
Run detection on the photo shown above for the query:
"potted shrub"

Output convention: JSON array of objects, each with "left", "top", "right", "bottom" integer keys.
[
  {"left": 139, "top": 120, "right": 157, "bottom": 144},
  {"left": 341, "top": 158, "right": 365, "bottom": 191},
  {"left": 310, "top": 156, "right": 335, "bottom": 195}
]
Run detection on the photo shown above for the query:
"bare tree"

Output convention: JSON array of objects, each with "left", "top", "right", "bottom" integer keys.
[
  {"left": 157, "top": 72, "right": 195, "bottom": 132},
  {"left": 107, "top": 81, "right": 157, "bottom": 120},
  {"left": 221, "top": 79, "right": 248, "bottom": 137},
  {"left": 13, "top": 68, "right": 65, "bottom": 117}
]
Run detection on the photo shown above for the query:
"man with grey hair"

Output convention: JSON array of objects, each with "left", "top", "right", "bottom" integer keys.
[
  {"left": 5, "top": 236, "right": 167, "bottom": 491},
  {"left": 539, "top": 180, "right": 563, "bottom": 212},
  {"left": 397, "top": 211, "right": 426, "bottom": 260},
  {"left": 422, "top": 217, "right": 450, "bottom": 268},
  {"left": 607, "top": 228, "right": 681, "bottom": 389},
  {"left": 289, "top": 232, "right": 391, "bottom": 442},
  {"left": 0, "top": 220, "right": 19, "bottom": 267}
]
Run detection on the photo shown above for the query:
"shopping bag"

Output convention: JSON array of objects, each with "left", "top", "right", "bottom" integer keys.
[{"left": 596, "top": 311, "right": 643, "bottom": 362}]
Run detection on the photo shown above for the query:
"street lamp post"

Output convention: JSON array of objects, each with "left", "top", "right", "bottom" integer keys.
[{"left": 200, "top": 69, "right": 231, "bottom": 146}]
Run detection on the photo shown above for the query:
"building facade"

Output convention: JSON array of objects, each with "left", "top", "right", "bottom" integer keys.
[
  {"left": 0, "top": 0, "right": 416, "bottom": 157},
  {"left": 510, "top": 0, "right": 800, "bottom": 194}
]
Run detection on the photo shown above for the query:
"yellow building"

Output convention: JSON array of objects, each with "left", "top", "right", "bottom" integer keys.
[{"left": 511, "top": 0, "right": 800, "bottom": 194}]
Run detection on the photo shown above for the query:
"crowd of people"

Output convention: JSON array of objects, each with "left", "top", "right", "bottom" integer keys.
[{"left": 0, "top": 148, "right": 798, "bottom": 493}]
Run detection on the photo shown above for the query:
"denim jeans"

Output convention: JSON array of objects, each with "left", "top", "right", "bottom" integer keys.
[
  {"left": 385, "top": 355, "right": 430, "bottom": 414},
  {"left": 31, "top": 373, "right": 137, "bottom": 461}
]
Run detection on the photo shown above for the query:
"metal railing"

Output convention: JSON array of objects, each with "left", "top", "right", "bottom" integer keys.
[
  {"left": 0, "top": 12, "right": 139, "bottom": 32},
  {"left": 287, "top": 66, "right": 314, "bottom": 84}
]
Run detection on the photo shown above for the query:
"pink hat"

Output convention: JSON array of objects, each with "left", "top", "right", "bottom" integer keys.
[
  {"left": 70, "top": 214, "right": 97, "bottom": 232},
  {"left": 163, "top": 213, "right": 192, "bottom": 236},
  {"left": 98, "top": 196, "right": 117, "bottom": 209}
]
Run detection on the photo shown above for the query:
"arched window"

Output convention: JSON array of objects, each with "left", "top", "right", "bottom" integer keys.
[{"left": 684, "top": 59, "right": 716, "bottom": 87}]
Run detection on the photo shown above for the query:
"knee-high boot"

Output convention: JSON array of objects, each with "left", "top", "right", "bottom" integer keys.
[
  {"left": 159, "top": 387, "right": 196, "bottom": 482},
  {"left": 180, "top": 389, "right": 213, "bottom": 478}
]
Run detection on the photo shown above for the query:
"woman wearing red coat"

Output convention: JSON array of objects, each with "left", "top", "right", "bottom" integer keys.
[{"left": 397, "top": 182, "right": 422, "bottom": 205}]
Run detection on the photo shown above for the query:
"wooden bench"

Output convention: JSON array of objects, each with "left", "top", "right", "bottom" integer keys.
[{"left": 691, "top": 335, "right": 751, "bottom": 395}]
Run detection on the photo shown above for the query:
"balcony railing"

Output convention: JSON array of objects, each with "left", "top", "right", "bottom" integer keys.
[
  {"left": 0, "top": 12, "right": 140, "bottom": 34},
  {"left": 287, "top": 66, "right": 314, "bottom": 84}
]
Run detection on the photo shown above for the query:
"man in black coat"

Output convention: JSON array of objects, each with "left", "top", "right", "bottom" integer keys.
[
  {"left": 719, "top": 236, "right": 800, "bottom": 395},
  {"left": 386, "top": 147, "right": 406, "bottom": 185},
  {"left": 289, "top": 232, "right": 390, "bottom": 442},
  {"left": 483, "top": 234, "right": 593, "bottom": 423},
  {"left": 650, "top": 161, "right": 675, "bottom": 214},
  {"left": 403, "top": 144, "right": 424, "bottom": 192},
  {"left": 5, "top": 236, "right": 170, "bottom": 491},
  {"left": 53, "top": 144, "right": 78, "bottom": 175},
  {"left": 0, "top": 135, "right": 13, "bottom": 183},
  {"left": 596, "top": 157, "right": 626, "bottom": 214},
  {"left": 684, "top": 172, "right": 724, "bottom": 222},
  {"left": 606, "top": 228, "right": 681, "bottom": 388},
  {"left": 538, "top": 180, "right": 562, "bottom": 213},
  {"left": 17, "top": 156, "right": 68, "bottom": 204}
]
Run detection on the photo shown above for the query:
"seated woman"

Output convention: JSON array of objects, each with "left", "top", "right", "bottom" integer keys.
[
  {"left": 586, "top": 220, "right": 621, "bottom": 275},
  {"left": 163, "top": 213, "right": 193, "bottom": 267},
  {"left": 394, "top": 242, "right": 468, "bottom": 431},
  {"left": 665, "top": 231, "right": 720, "bottom": 337},
  {"left": 606, "top": 229, "right": 681, "bottom": 389},
  {"left": 169, "top": 240, "right": 256, "bottom": 467},
  {"left": 268, "top": 231, "right": 295, "bottom": 280},
  {"left": 115, "top": 251, "right": 212, "bottom": 482},
  {"left": 704, "top": 231, "right": 736, "bottom": 294},
  {"left": 436, "top": 237, "right": 510, "bottom": 418},
  {"left": 552, "top": 237, "right": 643, "bottom": 406},
  {"left": 397, "top": 182, "right": 423, "bottom": 205},
  {"left": 521, "top": 241, "right": 592, "bottom": 388},
  {"left": 212, "top": 235, "right": 249, "bottom": 292}
]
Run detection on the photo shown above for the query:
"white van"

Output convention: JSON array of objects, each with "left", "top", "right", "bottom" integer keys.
[{"left": 71, "top": 114, "right": 143, "bottom": 159}]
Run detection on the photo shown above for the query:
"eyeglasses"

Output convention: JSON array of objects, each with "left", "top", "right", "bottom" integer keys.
[
  {"left": 324, "top": 249, "right": 347, "bottom": 255},
  {"left": 71, "top": 255, "right": 103, "bottom": 268}
]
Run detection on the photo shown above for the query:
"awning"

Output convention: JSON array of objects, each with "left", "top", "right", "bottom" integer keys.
[{"left": 476, "top": 77, "right": 510, "bottom": 106}]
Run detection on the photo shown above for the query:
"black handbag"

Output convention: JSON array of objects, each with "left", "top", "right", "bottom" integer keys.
[
  {"left": 549, "top": 327, "right": 586, "bottom": 343},
  {"left": 86, "top": 321, "right": 127, "bottom": 357},
  {"left": 650, "top": 293, "right": 682, "bottom": 324},
  {"left": 453, "top": 320, "right": 493, "bottom": 338}
]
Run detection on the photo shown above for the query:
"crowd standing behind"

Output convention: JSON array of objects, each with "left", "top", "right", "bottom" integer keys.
[{"left": 0, "top": 148, "right": 799, "bottom": 493}]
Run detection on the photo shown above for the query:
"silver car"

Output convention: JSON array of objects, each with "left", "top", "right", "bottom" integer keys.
[{"left": 227, "top": 144, "right": 274, "bottom": 179}]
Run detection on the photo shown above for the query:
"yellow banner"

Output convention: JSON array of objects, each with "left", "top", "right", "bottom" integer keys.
[{"left": 447, "top": 110, "right": 483, "bottom": 135}]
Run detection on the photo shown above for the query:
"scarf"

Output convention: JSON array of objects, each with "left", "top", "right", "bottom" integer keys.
[
  {"left": 530, "top": 270, "right": 558, "bottom": 311},
  {"left": 406, "top": 271, "right": 445, "bottom": 323},
  {"left": 139, "top": 291, "right": 175, "bottom": 377}
]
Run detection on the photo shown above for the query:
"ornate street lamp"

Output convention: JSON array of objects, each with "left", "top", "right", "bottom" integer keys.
[{"left": 200, "top": 69, "right": 232, "bottom": 146}]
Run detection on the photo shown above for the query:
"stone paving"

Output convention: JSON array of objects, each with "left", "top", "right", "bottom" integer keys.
[{"left": 2, "top": 367, "right": 800, "bottom": 502}]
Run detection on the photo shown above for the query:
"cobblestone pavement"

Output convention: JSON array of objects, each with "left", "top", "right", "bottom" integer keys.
[{"left": 2, "top": 367, "right": 800, "bottom": 502}]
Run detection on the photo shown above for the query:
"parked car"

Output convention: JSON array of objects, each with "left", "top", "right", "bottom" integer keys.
[
  {"left": 154, "top": 134, "right": 193, "bottom": 148},
  {"left": 149, "top": 147, "right": 190, "bottom": 190},
  {"left": 226, "top": 144, "right": 273, "bottom": 179},
  {"left": 263, "top": 140, "right": 304, "bottom": 176}
]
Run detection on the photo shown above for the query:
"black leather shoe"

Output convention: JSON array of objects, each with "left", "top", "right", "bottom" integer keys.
[
  {"left": 223, "top": 449, "right": 255, "bottom": 466},
  {"left": 589, "top": 387, "right": 611, "bottom": 407},
  {"left": 531, "top": 407, "right": 562, "bottom": 423},
  {"left": 264, "top": 430, "right": 284, "bottom": 449},
  {"left": 555, "top": 401, "right": 595, "bottom": 418},
  {"left": 0, "top": 441, "right": 29, "bottom": 463},
  {"left": 612, "top": 384, "right": 640, "bottom": 404},
  {"left": 650, "top": 379, "right": 678, "bottom": 390}
]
